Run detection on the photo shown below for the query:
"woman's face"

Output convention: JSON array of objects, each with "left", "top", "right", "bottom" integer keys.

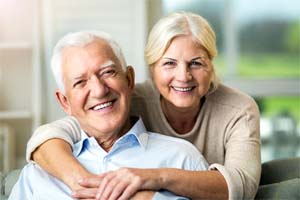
[{"left": 152, "top": 35, "right": 213, "bottom": 110}]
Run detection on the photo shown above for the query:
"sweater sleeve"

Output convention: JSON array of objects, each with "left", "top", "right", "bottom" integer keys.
[
  {"left": 210, "top": 99, "right": 261, "bottom": 200},
  {"left": 26, "top": 116, "right": 81, "bottom": 162}
]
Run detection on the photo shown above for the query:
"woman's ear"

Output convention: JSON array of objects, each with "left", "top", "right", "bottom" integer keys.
[
  {"left": 125, "top": 66, "right": 135, "bottom": 92},
  {"left": 55, "top": 90, "right": 72, "bottom": 115}
]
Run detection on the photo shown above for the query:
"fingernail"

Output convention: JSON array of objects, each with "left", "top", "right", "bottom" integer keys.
[
  {"left": 71, "top": 191, "right": 77, "bottom": 197},
  {"left": 78, "top": 179, "right": 83, "bottom": 183},
  {"left": 96, "top": 193, "right": 100, "bottom": 200}
]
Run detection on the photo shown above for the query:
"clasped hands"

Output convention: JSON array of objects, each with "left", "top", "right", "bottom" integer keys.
[{"left": 71, "top": 168, "right": 160, "bottom": 200}]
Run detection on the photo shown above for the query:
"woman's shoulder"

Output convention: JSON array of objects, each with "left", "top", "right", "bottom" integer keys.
[
  {"left": 133, "top": 79, "right": 159, "bottom": 99},
  {"left": 49, "top": 116, "right": 80, "bottom": 129},
  {"left": 208, "top": 83, "right": 258, "bottom": 112}
]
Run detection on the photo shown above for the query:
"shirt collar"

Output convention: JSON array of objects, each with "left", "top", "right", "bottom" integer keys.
[
  {"left": 124, "top": 116, "right": 149, "bottom": 148},
  {"left": 73, "top": 116, "right": 149, "bottom": 157},
  {"left": 73, "top": 130, "right": 91, "bottom": 157}
]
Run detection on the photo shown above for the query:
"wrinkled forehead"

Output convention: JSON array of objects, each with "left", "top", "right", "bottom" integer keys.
[{"left": 90, "top": 38, "right": 124, "bottom": 69}]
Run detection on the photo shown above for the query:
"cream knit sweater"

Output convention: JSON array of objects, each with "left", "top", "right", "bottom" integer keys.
[{"left": 27, "top": 80, "right": 261, "bottom": 199}]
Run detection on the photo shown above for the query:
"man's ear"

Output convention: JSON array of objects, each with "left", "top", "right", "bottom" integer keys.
[
  {"left": 126, "top": 66, "right": 135, "bottom": 92},
  {"left": 55, "top": 90, "right": 72, "bottom": 115}
]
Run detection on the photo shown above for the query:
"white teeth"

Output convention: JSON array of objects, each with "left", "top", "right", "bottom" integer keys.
[
  {"left": 93, "top": 101, "right": 112, "bottom": 110},
  {"left": 173, "top": 87, "right": 192, "bottom": 92}
]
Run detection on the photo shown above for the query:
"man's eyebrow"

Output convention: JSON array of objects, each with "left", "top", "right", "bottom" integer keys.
[
  {"left": 73, "top": 60, "right": 116, "bottom": 81},
  {"left": 99, "top": 60, "right": 115, "bottom": 69},
  {"left": 73, "top": 74, "right": 84, "bottom": 81}
]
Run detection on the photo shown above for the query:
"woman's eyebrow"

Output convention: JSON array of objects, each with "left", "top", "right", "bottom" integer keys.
[
  {"left": 191, "top": 56, "right": 207, "bottom": 60},
  {"left": 162, "top": 57, "right": 177, "bottom": 61}
]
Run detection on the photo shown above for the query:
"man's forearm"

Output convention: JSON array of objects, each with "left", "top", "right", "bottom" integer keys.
[
  {"left": 32, "top": 138, "right": 91, "bottom": 190},
  {"left": 158, "top": 169, "right": 228, "bottom": 200}
]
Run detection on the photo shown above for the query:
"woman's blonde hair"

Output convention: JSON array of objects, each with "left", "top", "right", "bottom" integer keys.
[{"left": 145, "top": 11, "right": 219, "bottom": 92}]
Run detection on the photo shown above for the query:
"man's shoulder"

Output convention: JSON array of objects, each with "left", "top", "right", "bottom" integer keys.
[
  {"left": 8, "top": 163, "right": 44, "bottom": 198},
  {"left": 147, "top": 132, "right": 200, "bottom": 154},
  {"left": 146, "top": 132, "right": 208, "bottom": 170},
  {"left": 20, "top": 162, "right": 40, "bottom": 175},
  {"left": 14, "top": 163, "right": 71, "bottom": 198},
  {"left": 18, "top": 162, "right": 50, "bottom": 181}
]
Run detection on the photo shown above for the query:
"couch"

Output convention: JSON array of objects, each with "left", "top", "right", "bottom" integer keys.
[
  {"left": 1, "top": 157, "right": 299, "bottom": 199},
  {"left": 0, "top": 169, "right": 20, "bottom": 200},
  {"left": 255, "top": 157, "right": 300, "bottom": 199}
]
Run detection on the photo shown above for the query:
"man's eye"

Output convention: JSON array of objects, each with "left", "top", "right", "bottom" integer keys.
[
  {"left": 73, "top": 80, "right": 85, "bottom": 88},
  {"left": 101, "top": 69, "right": 116, "bottom": 77}
]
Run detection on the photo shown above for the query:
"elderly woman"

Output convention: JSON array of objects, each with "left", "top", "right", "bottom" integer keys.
[{"left": 27, "top": 11, "right": 261, "bottom": 199}]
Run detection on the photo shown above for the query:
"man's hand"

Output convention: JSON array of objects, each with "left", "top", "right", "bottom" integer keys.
[{"left": 72, "top": 168, "right": 161, "bottom": 200}]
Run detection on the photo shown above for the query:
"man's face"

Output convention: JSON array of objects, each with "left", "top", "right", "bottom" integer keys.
[{"left": 56, "top": 39, "right": 134, "bottom": 138}]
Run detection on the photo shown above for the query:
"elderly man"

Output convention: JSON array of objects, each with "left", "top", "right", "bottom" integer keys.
[{"left": 9, "top": 31, "right": 208, "bottom": 200}]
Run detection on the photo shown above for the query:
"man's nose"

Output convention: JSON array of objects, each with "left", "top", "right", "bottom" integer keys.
[
  {"left": 175, "top": 64, "right": 192, "bottom": 82},
  {"left": 89, "top": 76, "right": 109, "bottom": 98}
]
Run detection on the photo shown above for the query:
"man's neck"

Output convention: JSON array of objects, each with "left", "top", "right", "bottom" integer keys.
[
  {"left": 92, "top": 117, "right": 137, "bottom": 152},
  {"left": 98, "top": 134, "right": 121, "bottom": 152}
]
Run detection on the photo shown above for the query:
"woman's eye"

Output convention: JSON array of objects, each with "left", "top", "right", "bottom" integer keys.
[
  {"left": 191, "top": 61, "right": 201, "bottom": 65},
  {"left": 190, "top": 60, "right": 206, "bottom": 68},
  {"left": 163, "top": 61, "right": 175, "bottom": 66},
  {"left": 162, "top": 61, "right": 177, "bottom": 69}
]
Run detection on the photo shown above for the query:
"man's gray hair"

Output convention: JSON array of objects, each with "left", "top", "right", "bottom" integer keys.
[{"left": 51, "top": 30, "right": 127, "bottom": 92}]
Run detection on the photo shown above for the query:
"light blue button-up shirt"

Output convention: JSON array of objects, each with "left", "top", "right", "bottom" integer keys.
[{"left": 9, "top": 117, "right": 208, "bottom": 200}]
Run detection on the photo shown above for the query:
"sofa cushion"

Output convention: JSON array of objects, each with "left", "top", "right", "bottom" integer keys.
[
  {"left": 1, "top": 169, "right": 21, "bottom": 199},
  {"left": 255, "top": 178, "right": 300, "bottom": 200},
  {"left": 260, "top": 157, "right": 300, "bottom": 185}
]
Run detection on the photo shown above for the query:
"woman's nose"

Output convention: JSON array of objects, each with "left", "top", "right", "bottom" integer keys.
[{"left": 175, "top": 64, "right": 192, "bottom": 82}]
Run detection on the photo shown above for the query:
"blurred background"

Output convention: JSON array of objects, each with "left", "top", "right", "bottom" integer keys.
[{"left": 0, "top": 0, "right": 299, "bottom": 172}]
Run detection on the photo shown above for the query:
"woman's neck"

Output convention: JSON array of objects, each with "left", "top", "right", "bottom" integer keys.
[{"left": 161, "top": 99, "right": 201, "bottom": 134}]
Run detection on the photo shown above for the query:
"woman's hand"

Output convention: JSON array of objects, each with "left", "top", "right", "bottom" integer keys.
[
  {"left": 72, "top": 168, "right": 161, "bottom": 200},
  {"left": 71, "top": 175, "right": 100, "bottom": 199}
]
